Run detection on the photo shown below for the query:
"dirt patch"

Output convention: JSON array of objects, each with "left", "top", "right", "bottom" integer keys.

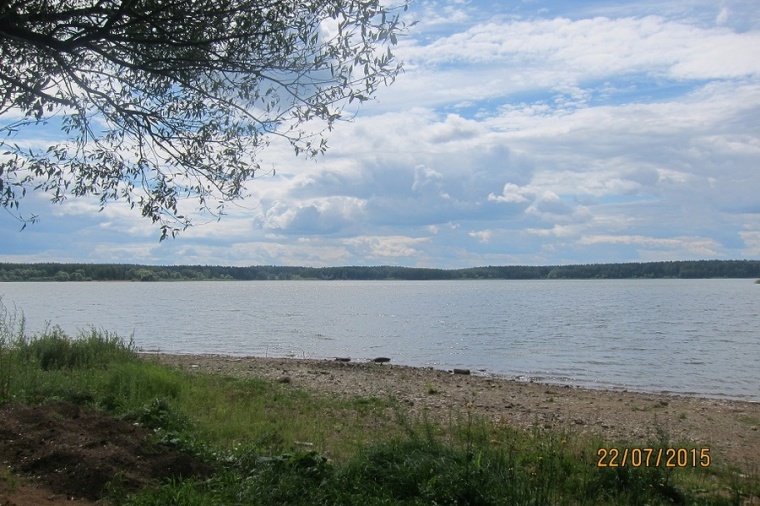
[
  {"left": 149, "top": 353, "right": 760, "bottom": 468},
  {"left": 0, "top": 402, "right": 212, "bottom": 504}
]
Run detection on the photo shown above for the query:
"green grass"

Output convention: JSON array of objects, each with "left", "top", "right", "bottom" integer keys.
[{"left": 1, "top": 299, "right": 758, "bottom": 505}]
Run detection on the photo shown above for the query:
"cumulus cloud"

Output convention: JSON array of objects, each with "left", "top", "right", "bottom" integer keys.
[
  {"left": 468, "top": 229, "right": 493, "bottom": 243},
  {"left": 3, "top": 0, "right": 759, "bottom": 267},
  {"left": 488, "top": 183, "right": 535, "bottom": 204},
  {"left": 261, "top": 197, "right": 367, "bottom": 235},
  {"left": 344, "top": 235, "right": 430, "bottom": 259}
]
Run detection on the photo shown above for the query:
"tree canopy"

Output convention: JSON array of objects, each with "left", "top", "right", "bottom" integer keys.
[{"left": 0, "top": 0, "right": 406, "bottom": 238}]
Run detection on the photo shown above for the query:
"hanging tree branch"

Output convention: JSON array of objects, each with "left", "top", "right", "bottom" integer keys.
[{"left": 0, "top": 0, "right": 408, "bottom": 239}]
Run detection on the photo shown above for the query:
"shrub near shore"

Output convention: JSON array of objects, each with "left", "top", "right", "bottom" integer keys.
[{"left": 1, "top": 305, "right": 758, "bottom": 504}]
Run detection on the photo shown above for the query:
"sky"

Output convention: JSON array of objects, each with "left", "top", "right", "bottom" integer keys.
[{"left": 2, "top": 0, "right": 760, "bottom": 268}]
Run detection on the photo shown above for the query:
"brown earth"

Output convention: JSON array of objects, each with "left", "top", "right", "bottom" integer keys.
[
  {"left": 1, "top": 353, "right": 758, "bottom": 504},
  {"left": 0, "top": 401, "right": 212, "bottom": 505}
]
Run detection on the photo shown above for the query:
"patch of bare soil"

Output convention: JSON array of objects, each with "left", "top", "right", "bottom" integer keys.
[
  {"left": 0, "top": 402, "right": 212, "bottom": 505},
  {"left": 149, "top": 353, "right": 760, "bottom": 469}
]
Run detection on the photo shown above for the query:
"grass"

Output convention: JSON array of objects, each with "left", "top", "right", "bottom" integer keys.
[{"left": 1, "top": 299, "right": 758, "bottom": 505}]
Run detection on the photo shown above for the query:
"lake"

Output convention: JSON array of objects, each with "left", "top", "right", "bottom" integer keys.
[{"left": 1, "top": 279, "right": 758, "bottom": 401}]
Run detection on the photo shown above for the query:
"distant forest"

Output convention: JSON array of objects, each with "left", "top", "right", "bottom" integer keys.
[{"left": 1, "top": 260, "right": 759, "bottom": 282}]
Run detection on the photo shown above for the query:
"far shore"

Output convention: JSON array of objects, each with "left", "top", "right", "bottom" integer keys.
[{"left": 142, "top": 352, "right": 760, "bottom": 468}]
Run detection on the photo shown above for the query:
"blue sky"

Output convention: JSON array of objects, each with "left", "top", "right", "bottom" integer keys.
[{"left": 2, "top": 0, "right": 759, "bottom": 268}]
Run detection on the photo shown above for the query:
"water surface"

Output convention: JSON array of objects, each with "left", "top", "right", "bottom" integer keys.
[{"left": 1, "top": 279, "right": 758, "bottom": 400}]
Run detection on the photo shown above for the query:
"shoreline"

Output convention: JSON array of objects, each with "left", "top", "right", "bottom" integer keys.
[
  {"left": 141, "top": 352, "right": 760, "bottom": 468},
  {"left": 140, "top": 351, "right": 759, "bottom": 404}
]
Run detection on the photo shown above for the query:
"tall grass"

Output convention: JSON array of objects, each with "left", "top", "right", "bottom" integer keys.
[
  {"left": 16, "top": 325, "right": 136, "bottom": 371},
  {"left": 0, "top": 298, "right": 26, "bottom": 402},
  {"left": 120, "top": 421, "right": 748, "bottom": 506},
  {"left": 1, "top": 299, "right": 757, "bottom": 505}
]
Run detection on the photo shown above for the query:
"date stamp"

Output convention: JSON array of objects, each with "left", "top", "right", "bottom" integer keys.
[{"left": 597, "top": 448, "right": 711, "bottom": 468}]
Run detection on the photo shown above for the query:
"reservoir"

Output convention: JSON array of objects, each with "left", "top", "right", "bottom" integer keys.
[{"left": 1, "top": 279, "right": 758, "bottom": 401}]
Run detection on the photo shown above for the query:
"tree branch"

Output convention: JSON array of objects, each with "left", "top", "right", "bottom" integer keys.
[{"left": 0, "top": 0, "right": 408, "bottom": 235}]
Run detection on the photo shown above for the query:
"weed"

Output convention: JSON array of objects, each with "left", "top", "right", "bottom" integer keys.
[
  {"left": 0, "top": 298, "right": 25, "bottom": 402},
  {"left": 1, "top": 309, "right": 757, "bottom": 505},
  {"left": 18, "top": 326, "right": 135, "bottom": 371}
]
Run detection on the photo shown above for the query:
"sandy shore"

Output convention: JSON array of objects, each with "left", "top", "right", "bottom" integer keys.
[{"left": 142, "top": 353, "right": 759, "bottom": 468}]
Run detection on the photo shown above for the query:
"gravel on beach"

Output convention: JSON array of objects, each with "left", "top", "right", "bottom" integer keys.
[{"left": 145, "top": 353, "right": 760, "bottom": 467}]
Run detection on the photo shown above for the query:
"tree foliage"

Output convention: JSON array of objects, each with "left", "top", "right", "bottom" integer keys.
[
  {"left": 3, "top": 260, "right": 760, "bottom": 282},
  {"left": 0, "top": 0, "right": 407, "bottom": 238}
]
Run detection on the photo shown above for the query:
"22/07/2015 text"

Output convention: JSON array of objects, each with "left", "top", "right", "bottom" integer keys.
[{"left": 596, "top": 448, "right": 711, "bottom": 468}]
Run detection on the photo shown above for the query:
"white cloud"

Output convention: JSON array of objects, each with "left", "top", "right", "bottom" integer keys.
[
  {"left": 3, "top": 0, "right": 760, "bottom": 267},
  {"left": 527, "top": 224, "right": 583, "bottom": 238},
  {"left": 488, "top": 183, "right": 534, "bottom": 204},
  {"left": 412, "top": 165, "right": 444, "bottom": 192},
  {"left": 578, "top": 234, "right": 723, "bottom": 257},
  {"left": 381, "top": 12, "right": 760, "bottom": 116},
  {"left": 409, "top": 15, "right": 760, "bottom": 79},
  {"left": 716, "top": 6, "right": 730, "bottom": 25},
  {"left": 261, "top": 197, "right": 367, "bottom": 235},
  {"left": 468, "top": 229, "right": 493, "bottom": 243},
  {"left": 343, "top": 235, "right": 430, "bottom": 259},
  {"left": 739, "top": 230, "right": 760, "bottom": 255}
]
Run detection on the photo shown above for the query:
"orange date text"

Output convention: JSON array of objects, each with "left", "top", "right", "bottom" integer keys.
[{"left": 596, "top": 448, "right": 711, "bottom": 468}]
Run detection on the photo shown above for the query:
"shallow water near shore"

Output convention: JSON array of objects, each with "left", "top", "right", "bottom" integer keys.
[{"left": 2, "top": 279, "right": 758, "bottom": 401}]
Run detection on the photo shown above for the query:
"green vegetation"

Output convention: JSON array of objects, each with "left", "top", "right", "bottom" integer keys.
[
  {"left": 2, "top": 259, "right": 760, "bottom": 282},
  {"left": 1, "top": 302, "right": 757, "bottom": 505}
]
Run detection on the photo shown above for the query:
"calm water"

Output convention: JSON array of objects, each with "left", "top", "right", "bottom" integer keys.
[{"left": 1, "top": 279, "right": 758, "bottom": 401}]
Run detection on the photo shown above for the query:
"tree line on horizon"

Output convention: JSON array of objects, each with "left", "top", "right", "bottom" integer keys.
[{"left": 1, "top": 260, "right": 759, "bottom": 282}]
